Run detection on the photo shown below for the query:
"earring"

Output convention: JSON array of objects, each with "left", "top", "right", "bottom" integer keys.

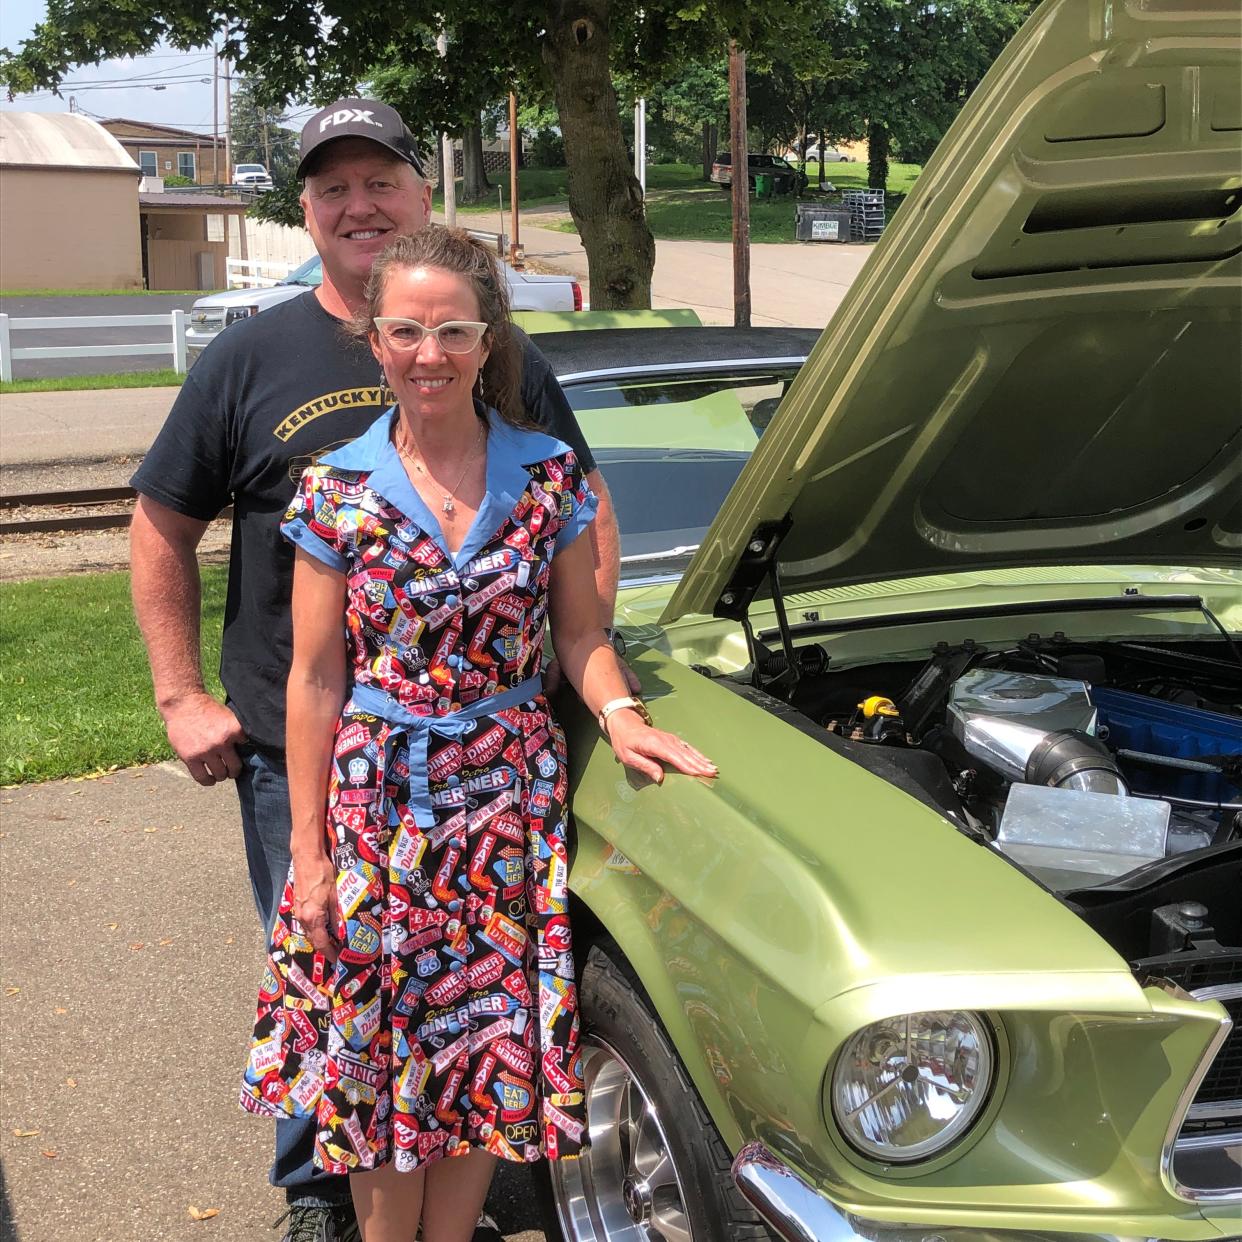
[
  {"left": 379, "top": 366, "right": 388, "bottom": 387},
  {"left": 474, "top": 372, "right": 486, "bottom": 404}
]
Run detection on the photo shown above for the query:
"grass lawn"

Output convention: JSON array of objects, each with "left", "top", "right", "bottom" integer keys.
[
  {"left": 0, "top": 567, "right": 226, "bottom": 784},
  {"left": 0, "top": 369, "right": 185, "bottom": 395},
  {"left": 433, "top": 166, "right": 572, "bottom": 214},
  {"left": 544, "top": 161, "right": 921, "bottom": 243}
]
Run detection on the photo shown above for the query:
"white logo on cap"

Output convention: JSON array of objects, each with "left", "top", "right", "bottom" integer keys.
[{"left": 319, "top": 108, "right": 384, "bottom": 132}]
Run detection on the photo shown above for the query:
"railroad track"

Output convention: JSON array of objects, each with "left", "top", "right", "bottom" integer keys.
[
  {"left": 0, "top": 487, "right": 232, "bottom": 535},
  {"left": 0, "top": 486, "right": 139, "bottom": 535}
]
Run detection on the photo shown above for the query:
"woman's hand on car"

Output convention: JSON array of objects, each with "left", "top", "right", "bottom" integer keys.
[
  {"left": 606, "top": 711, "right": 718, "bottom": 784},
  {"left": 292, "top": 850, "right": 341, "bottom": 963}
]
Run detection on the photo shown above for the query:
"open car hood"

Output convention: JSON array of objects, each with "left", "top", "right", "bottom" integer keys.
[{"left": 663, "top": 0, "right": 1241, "bottom": 626}]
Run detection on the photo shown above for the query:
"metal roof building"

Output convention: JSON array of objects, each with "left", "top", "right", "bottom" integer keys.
[{"left": 0, "top": 111, "right": 143, "bottom": 289}]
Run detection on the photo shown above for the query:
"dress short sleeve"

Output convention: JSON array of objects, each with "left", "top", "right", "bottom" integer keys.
[
  {"left": 280, "top": 466, "right": 350, "bottom": 572},
  {"left": 556, "top": 453, "right": 599, "bottom": 551}
]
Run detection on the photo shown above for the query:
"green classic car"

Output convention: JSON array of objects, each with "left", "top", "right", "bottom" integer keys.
[{"left": 527, "top": 1, "right": 1242, "bottom": 1239}]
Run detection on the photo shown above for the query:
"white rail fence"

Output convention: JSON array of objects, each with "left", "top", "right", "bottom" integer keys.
[
  {"left": 0, "top": 312, "right": 189, "bottom": 382},
  {"left": 226, "top": 257, "right": 293, "bottom": 288}
]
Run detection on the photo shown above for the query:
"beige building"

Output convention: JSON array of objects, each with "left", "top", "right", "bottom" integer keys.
[
  {"left": 140, "top": 191, "right": 249, "bottom": 290},
  {"left": 100, "top": 118, "right": 225, "bottom": 186},
  {"left": 0, "top": 110, "right": 144, "bottom": 290}
]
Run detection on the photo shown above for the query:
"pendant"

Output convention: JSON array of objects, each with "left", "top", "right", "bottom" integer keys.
[{"left": 442, "top": 496, "right": 455, "bottom": 514}]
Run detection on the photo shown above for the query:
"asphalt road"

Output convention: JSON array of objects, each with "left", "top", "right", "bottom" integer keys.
[
  {"left": 0, "top": 294, "right": 202, "bottom": 379},
  {"left": 0, "top": 763, "right": 548, "bottom": 1242}
]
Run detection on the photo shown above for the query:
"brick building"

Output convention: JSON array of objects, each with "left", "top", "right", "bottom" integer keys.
[{"left": 100, "top": 118, "right": 225, "bottom": 185}]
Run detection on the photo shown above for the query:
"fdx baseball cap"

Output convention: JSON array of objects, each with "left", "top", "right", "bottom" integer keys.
[{"left": 298, "top": 97, "right": 426, "bottom": 179}]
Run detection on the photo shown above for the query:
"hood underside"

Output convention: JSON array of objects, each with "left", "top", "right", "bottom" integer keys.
[{"left": 663, "top": 0, "right": 1241, "bottom": 626}]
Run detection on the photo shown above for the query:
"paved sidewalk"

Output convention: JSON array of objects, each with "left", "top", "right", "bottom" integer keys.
[
  {"left": 436, "top": 207, "right": 871, "bottom": 328},
  {"left": 0, "top": 388, "right": 181, "bottom": 467},
  {"left": 0, "top": 763, "right": 547, "bottom": 1242}
]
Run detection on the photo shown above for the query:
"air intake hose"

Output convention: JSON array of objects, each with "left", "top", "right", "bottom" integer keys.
[{"left": 1025, "top": 730, "right": 1128, "bottom": 796}]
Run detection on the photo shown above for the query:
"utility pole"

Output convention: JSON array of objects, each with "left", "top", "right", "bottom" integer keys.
[
  {"left": 729, "top": 40, "right": 751, "bottom": 328},
  {"left": 508, "top": 92, "right": 522, "bottom": 268},
  {"left": 437, "top": 32, "right": 457, "bottom": 227},
  {"left": 223, "top": 52, "right": 233, "bottom": 185},
  {"left": 212, "top": 43, "right": 220, "bottom": 186},
  {"left": 634, "top": 97, "right": 646, "bottom": 194}
]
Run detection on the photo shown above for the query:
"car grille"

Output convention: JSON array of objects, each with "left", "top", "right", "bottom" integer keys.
[
  {"left": 189, "top": 309, "right": 225, "bottom": 335},
  {"left": 1145, "top": 949, "right": 1242, "bottom": 1131}
]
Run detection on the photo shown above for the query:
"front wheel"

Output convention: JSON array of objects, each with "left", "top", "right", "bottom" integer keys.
[{"left": 543, "top": 944, "right": 777, "bottom": 1242}]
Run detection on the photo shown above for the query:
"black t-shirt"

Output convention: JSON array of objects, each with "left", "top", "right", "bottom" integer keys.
[{"left": 131, "top": 290, "right": 595, "bottom": 754}]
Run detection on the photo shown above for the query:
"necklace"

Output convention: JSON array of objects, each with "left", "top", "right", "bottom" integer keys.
[{"left": 395, "top": 420, "right": 485, "bottom": 515}]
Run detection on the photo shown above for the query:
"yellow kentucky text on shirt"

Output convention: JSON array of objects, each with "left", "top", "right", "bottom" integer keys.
[{"left": 273, "top": 387, "right": 395, "bottom": 442}]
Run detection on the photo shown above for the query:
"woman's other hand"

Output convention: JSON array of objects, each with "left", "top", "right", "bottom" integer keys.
[
  {"left": 606, "top": 712, "right": 718, "bottom": 785},
  {"left": 292, "top": 850, "right": 342, "bottom": 963}
]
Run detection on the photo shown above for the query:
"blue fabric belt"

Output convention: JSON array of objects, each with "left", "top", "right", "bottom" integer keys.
[{"left": 347, "top": 675, "right": 544, "bottom": 829}]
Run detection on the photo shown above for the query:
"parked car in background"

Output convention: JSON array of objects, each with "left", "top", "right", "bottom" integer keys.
[
  {"left": 186, "top": 252, "right": 584, "bottom": 362},
  {"left": 520, "top": 0, "right": 1241, "bottom": 1236},
  {"left": 232, "top": 162, "right": 273, "bottom": 191},
  {"left": 803, "top": 143, "right": 854, "bottom": 163},
  {"left": 710, "top": 152, "right": 808, "bottom": 195}
]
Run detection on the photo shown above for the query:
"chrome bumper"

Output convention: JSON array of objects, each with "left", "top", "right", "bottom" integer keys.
[{"left": 731, "top": 1142, "right": 1177, "bottom": 1242}]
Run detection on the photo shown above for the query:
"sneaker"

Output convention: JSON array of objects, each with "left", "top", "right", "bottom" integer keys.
[
  {"left": 272, "top": 1202, "right": 362, "bottom": 1242},
  {"left": 472, "top": 1214, "right": 504, "bottom": 1242}
]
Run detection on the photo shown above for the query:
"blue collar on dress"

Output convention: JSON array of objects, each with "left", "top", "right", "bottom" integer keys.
[{"left": 320, "top": 402, "right": 569, "bottom": 570}]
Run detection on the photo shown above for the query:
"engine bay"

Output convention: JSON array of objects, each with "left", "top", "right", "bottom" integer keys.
[{"left": 717, "top": 629, "right": 1242, "bottom": 962}]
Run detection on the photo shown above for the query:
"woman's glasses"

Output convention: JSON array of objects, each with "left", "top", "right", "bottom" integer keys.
[{"left": 373, "top": 318, "right": 488, "bottom": 354}]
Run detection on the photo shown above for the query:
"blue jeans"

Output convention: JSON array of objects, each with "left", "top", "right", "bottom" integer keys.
[{"left": 236, "top": 745, "right": 352, "bottom": 1209}]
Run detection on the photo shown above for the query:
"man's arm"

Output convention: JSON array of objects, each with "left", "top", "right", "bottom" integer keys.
[{"left": 130, "top": 495, "right": 246, "bottom": 786}]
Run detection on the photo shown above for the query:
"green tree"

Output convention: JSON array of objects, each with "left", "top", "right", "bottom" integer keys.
[
  {"left": 817, "top": 0, "right": 1035, "bottom": 189},
  {"left": 1, "top": 0, "right": 820, "bottom": 309},
  {"left": 645, "top": 59, "right": 729, "bottom": 177}
]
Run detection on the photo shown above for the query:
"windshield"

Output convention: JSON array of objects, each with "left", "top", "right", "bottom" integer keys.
[
  {"left": 561, "top": 366, "right": 802, "bottom": 578},
  {"left": 237, "top": 164, "right": 266, "bottom": 174},
  {"left": 282, "top": 255, "right": 323, "bottom": 287}
]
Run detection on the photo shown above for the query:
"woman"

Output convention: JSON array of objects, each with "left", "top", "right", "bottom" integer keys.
[{"left": 241, "top": 227, "right": 716, "bottom": 1242}]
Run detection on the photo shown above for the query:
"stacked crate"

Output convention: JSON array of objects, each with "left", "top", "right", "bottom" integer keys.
[{"left": 844, "top": 189, "right": 886, "bottom": 241}]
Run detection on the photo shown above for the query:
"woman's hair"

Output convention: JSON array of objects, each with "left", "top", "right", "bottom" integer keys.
[{"left": 350, "top": 226, "right": 529, "bottom": 428}]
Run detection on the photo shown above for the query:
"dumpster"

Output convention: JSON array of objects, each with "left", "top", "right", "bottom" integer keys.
[
  {"left": 795, "top": 203, "right": 852, "bottom": 241},
  {"left": 754, "top": 172, "right": 773, "bottom": 199}
]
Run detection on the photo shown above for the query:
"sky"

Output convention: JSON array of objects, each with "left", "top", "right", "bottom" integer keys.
[{"left": 0, "top": 0, "right": 305, "bottom": 136}]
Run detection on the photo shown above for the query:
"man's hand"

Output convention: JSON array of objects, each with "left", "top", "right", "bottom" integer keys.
[{"left": 161, "top": 692, "right": 247, "bottom": 785}]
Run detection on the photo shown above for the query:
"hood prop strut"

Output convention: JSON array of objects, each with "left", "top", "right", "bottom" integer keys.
[{"left": 713, "top": 517, "right": 799, "bottom": 690}]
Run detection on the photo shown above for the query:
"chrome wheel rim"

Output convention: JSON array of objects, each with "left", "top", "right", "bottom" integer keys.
[{"left": 550, "top": 1036, "right": 694, "bottom": 1242}]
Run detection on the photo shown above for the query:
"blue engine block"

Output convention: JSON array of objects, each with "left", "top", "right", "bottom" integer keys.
[{"left": 1092, "top": 687, "right": 1242, "bottom": 808}]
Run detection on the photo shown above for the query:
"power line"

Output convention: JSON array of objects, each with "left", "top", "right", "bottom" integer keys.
[{"left": 43, "top": 55, "right": 216, "bottom": 88}]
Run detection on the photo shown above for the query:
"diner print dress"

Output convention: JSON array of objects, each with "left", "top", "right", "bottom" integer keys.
[{"left": 240, "top": 407, "right": 595, "bottom": 1173}]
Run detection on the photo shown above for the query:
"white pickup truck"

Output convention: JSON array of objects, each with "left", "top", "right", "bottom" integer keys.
[{"left": 186, "top": 253, "right": 583, "bottom": 362}]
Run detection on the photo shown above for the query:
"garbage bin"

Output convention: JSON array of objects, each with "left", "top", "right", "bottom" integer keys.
[{"left": 754, "top": 172, "right": 773, "bottom": 200}]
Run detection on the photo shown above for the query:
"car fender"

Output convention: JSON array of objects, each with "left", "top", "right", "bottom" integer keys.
[{"left": 562, "top": 641, "right": 1152, "bottom": 1181}]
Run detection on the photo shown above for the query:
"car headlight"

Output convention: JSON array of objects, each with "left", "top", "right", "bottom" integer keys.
[
  {"left": 225, "top": 306, "right": 259, "bottom": 325},
  {"left": 830, "top": 1010, "right": 994, "bottom": 1163}
]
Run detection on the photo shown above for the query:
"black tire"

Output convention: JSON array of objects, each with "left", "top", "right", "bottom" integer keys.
[{"left": 537, "top": 942, "right": 778, "bottom": 1242}]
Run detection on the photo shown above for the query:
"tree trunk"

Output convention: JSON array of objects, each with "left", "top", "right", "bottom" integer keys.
[
  {"left": 461, "top": 122, "right": 490, "bottom": 203},
  {"left": 701, "top": 120, "right": 714, "bottom": 181},
  {"left": 868, "top": 120, "right": 889, "bottom": 192},
  {"left": 542, "top": 0, "right": 654, "bottom": 309},
  {"left": 817, "top": 128, "right": 825, "bottom": 188}
]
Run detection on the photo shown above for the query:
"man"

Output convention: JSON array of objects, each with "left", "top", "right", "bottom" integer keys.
[{"left": 129, "top": 98, "right": 622, "bottom": 1242}]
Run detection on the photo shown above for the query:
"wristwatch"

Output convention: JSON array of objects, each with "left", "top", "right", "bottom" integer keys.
[{"left": 598, "top": 696, "right": 652, "bottom": 738}]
